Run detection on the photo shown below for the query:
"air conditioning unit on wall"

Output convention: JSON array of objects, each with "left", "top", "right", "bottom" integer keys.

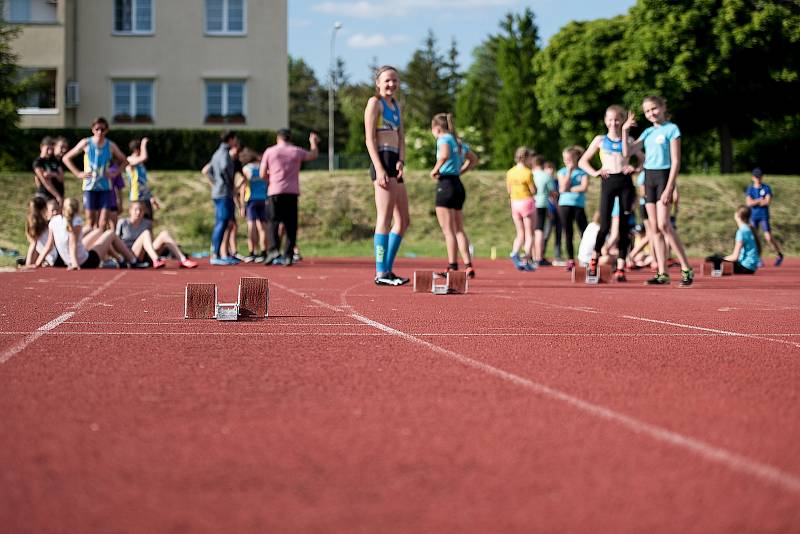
[{"left": 66, "top": 81, "right": 79, "bottom": 107}]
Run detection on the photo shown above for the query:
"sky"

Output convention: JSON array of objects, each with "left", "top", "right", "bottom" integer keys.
[{"left": 288, "top": 0, "right": 637, "bottom": 84}]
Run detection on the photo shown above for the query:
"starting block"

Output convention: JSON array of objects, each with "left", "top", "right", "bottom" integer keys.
[
  {"left": 413, "top": 271, "right": 469, "bottom": 294},
  {"left": 571, "top": 264, "right": 612, "bottom": 284},
  {"left": 185, "top": 277, "right": 269, "bottom": 320},
  {"left": 701, "top": 260, "right": 733, "bottom": 277}
]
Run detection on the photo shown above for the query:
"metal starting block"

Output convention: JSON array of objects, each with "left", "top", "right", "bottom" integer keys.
[
  {"left": 413, "top": 271, "right": 468, "bottom": 294},
  {"left": 185, "top": 277, "right": 269, "bottom": 320},
  {"left": 701, "top": 260, "right": 733, "bottom": 277},
  {"left": 571, "top": 265, "right": 612, "bottom": 284}
]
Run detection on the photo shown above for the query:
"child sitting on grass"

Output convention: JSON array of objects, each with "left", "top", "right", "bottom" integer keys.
[{"left": 705, "top": 206, "right": 761, "bottom": 274}]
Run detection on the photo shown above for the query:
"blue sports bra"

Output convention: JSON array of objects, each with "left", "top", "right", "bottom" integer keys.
[{"left": 378, "top": 98, "right": 401, "bottom": 132}]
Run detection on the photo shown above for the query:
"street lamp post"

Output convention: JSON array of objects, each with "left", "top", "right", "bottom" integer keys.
[{"left": 328, "top": 22, "right": 342, "bottom": 174}]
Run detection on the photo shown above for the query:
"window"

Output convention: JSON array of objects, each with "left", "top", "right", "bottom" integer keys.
[
  {"left": 205, "top": 0, "right": 245, "bottom": 35},
  {"left": 114, "top": 0, "right": 153, "bottom": 34},
  {"left": 17, "top": 68, "right": 57, "bottom": 112},
  {"left": 5, "top": 0, "right": 57, "bottom": 24},
  {"left": 112, "top": 80, "right": 154, "bottom": 123},
  {"left": 205, "top": 81, "right": 246, "bottom": 124}
]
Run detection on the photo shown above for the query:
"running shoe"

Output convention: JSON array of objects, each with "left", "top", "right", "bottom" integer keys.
[
  {"left": 465, "top": 266, "right": 476, "bottom": 279},
  {"left": 588, "top": 257, "right": 598, "bottom": 277},
  {"left": 180, "top": 258, "right": 198, "bottom": 269},
  {"left": 775, "top": 253, "right": 784, "bottom": 267},
  {"left": 152, "top": 259, "right": 167, "bottom": 269},
  {"left": 523, "top": 260, "right": 537, "bottom": 272},
  {"left": 386, "top": 272, "right": 410, "bottom": 285},
  {"left": 645, "top": 272, "right": 670, "bottom": 285},
  {"left": 293, "top": 252, "right": 303, "bottom": 263},
  {"left": 538, "top": 259, "right": 552, "bottom": 267},
  {"left": 375, "top": 273, "right": 401, "bottom": 286},
  {"left": 510, "top": 253, "right": 524, "bottom": 270},
  {"left": 243, "top": 254, "right": 259, "bottom": 263},
  {"left": 679, "top": 268, "right": 694, "bottom": 287},
  {"left": 282, "top": 255, "right": 294, "bottom": 267},
  {"left": 613, "top": 269, "right": 627, "bottom": 282},
  {"left": 263, "top": 251, "right": 281, "bottom": 265},
  {"left": 102, "top": 259, "right": 120, "bottom": 269},
  {"left": 210, "top": 257, "right": 230, "bottom": 266},
  {"left": 231, "top": 253, "right": 245, "bottom": 262},
  {"left": 566, "top": 259, "right": 576, "bottom": 271}
]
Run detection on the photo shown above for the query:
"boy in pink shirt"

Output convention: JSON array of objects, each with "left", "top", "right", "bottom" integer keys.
[{"left": 259, "top": 129, "right": 319, "bottom": 265}]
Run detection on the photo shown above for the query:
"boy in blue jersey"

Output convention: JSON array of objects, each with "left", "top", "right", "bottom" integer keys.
[
  {"left": 238, "top": 148, "right": 269, "bottom": 262},
  {"left": 745, "top": 168, "right": 784, "bottom": 266}
]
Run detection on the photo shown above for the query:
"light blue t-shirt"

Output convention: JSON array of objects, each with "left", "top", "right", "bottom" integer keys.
[
  {"left": 557, "top": 167, "right": 587, "bottom": 208},
  {"left": 736, "top": 226, "right": 760, "bottom": 271},
  {"left": 638, "top": 121, "right": 681, "bottom": 170},
  {"left": 533, "top": 169, "right": 553, "bottom": 208},
  {"left": 436, "top": 134, "right": 469, "bottom": 176}
]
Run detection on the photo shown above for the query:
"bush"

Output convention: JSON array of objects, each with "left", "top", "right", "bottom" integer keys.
[{"left": 4, "top": 127, "right": 278, "bottom": 171}]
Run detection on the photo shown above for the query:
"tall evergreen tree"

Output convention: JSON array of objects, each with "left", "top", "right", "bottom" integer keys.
[
  {"left": 455, "top": 36, "right": 501, "bottom": 161},
  {"left": 288, "top": 56, "right": 326, "bottom": 141},
  {"left": 402, "top": 30, "right": 455, "bottom": 129},
  {"left": 0, "top": 1, "right": 21, "bottom": 168}
]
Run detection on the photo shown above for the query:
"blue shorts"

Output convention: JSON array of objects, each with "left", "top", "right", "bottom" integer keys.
[
  {"left": 751, "top": 217, "right": 771, "bottom": 232},
  {"left": 246, "top": 200, "right": 268, "bottom": 222},
  {"left": 83, "top": 190, "right": 112, "bottom": 211}
]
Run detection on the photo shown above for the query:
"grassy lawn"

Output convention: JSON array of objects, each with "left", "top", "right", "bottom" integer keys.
[{"left": 1, "top": 170, "right": 797, "bottom": 261}]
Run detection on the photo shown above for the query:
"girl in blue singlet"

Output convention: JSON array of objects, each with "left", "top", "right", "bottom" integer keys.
[
  {"left": 365, "top": 66, "right": 410, "bottom": 286},
  {"left": 62, "top": 117, "right": 128, "bottom": 230}
]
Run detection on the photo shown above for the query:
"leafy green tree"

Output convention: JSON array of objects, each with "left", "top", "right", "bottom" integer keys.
[
  {"left": 492, "top": 9, "right": 549, "bottom": 166},
  {"left": 288, "top": 56, "right": 326, "bottom": 142},
  {"left": 402, "top": 30, "right": 456, "bottom": 129},
  {"left": 0, "top": 3, "right": 21, "bottom": 168}
]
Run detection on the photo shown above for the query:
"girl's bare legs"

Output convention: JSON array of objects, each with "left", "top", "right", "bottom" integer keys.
[
  {"left": 92, "top": 230, "right": 137, "bottom": 263},
  {"left": 435, "top": 207, "right": 459, "bottom": 265},
  {"left": 256, "top": 220, "right": 268, "bottom": 253},
  {"left": 645, "top": 203, "right": 667, "bottom": 273},
  {"left": 153, "top": 230, "right": 186, "bottom": 261},
  {"left": 656, "top": 202, "right": 690, "bottom": 270},
  {"left": 523, "top": 215, "right": 535, "bottom": 261},
  {"left": 81, "top": 228, "right": 104, "bottom": 249},
  {"left": 98, "top": 208, "right": 110, "bottom": 232},
  {"left": 453, "top": 209, "right": 472, "bottom": 266},
  {"left": 85, "top": 209, "right": 98, "bottom": 229},
  {"left": 391, "top": 183, "right": 410, "bottom": 236},
  {"left": 374, "top": 180, "right": 398, "bottom": 235},
  {"left": 511, "top": 214, "right": 524, "bottom": 257},
  {"left": 131, "top": 230, "right": 160, "bottom": 262},
  {"left": 247, "top": 220, "right": 257, "bottom": 255}
]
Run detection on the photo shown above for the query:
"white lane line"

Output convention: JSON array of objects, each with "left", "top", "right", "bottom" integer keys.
[
  {"left": 0, "top": 271, "right": 127, "bottom": 364},
  {"left": 272, "top": 282, "right": 800, "bottom": 494},
  {"left": 622, "top": 315, "right": 800, "bottom": 350},
  {"left": 63, "top": 321, "right": 369, "bottom": 326}
]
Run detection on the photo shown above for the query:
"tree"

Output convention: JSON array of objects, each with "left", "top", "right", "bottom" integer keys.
[
  {"left": 492, "top": 9, "right": 549, "bottom": 165},
  {"left": 402, "top": 30, "right": 456, "bottom": 129},
  {"left": 0, "top": 3, "right": 21, "bottom": 168},
  {"left": 288, "top": 56, "right": 326, "bottom": 142}
]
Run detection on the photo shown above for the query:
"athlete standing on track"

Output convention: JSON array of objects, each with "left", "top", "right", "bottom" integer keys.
[
  {"left": 365, "top": 66, "right": 410, "bottom": 286},
  {"left": 579, "top": 105, "right": 643, "bottom": 282},
  {"left": 623, "top": 96, "right": 694, "bottom": 286}
]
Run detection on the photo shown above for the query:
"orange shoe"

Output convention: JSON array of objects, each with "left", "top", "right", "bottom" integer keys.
[
  {"left": 180, "top": 258, "right": 198, "bottom": 269},
  {"left": 152, "top": 258, "right": 167, "bottom": 269}
]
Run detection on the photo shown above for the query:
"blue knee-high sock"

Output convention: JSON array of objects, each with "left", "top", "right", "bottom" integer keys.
[
  {"left": 374, "top": 233, "right": 388, "bottom": 274},
  {"left": 385, "top": 232, "right": 403, "bottom": 273}
]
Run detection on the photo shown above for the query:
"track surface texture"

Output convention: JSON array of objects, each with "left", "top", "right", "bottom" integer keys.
[{"left": 1, "top": 257, "right": 799, "bottom": 533}]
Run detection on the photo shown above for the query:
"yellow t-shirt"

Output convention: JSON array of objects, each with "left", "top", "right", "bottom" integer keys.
[{"left": 506, "top": 165, "right": 534, "bottom": 201}]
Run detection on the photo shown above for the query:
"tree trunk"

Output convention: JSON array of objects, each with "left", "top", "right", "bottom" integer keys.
[{"left": 719, "top": 122, "right": 733, "bottom": 173}]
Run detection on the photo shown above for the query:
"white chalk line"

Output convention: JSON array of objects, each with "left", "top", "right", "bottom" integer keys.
[
  {"left": 272, "top": 281, "right": 800, "bottom": 494},
  {"left": 0, "top": 271, "right": 127, "bottom": 364}
]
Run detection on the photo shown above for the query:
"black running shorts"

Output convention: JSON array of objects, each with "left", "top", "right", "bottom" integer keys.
[
  {"left": 644, "top": 168, "right": 670, "bottom": 204},
  {"left": 435, "top": 174, "right": 466, "bottom": 210}
]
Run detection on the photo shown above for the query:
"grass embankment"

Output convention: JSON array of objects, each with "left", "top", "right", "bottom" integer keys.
[{"left": 1, "top": 170, "right": 797, "bottom": 266}]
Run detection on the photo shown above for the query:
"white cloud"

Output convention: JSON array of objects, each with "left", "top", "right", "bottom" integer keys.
[
  {"left": 313, "top": 0, "right": 515, "bottom": 19},
  {"left": 347, "top": 33, "right": 410, "bottom": 48}
]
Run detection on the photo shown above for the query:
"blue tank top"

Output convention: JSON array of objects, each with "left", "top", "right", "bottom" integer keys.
[
  {"left": 245, "top": 163, "right": 267, "bottom": 202},
  {"left": 126, "top": 163, "right": 151, "bottom": 201},
  {"left": 82, "top": 138, "right": 112, "bottom": 191},
  {"left": 378, "top": 98, "right": 401, "bottom": 132}
]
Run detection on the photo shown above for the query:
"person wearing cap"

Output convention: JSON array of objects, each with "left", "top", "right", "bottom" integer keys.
[
  {"left": 745, "top": 167, "right": 784, "bottom": 266},
  {"left": 259, "top": 128, "right": 320, "bottom": 266}
]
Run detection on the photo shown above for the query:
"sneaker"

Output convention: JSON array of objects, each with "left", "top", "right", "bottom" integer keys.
[
  {"left": 263, "top": 250, "right": 281, "bottom": 265},
  {"left": 270, "top": 255, "right": 285, "bottom": 266},
  {"left": 152, "top": 259, "right": 167, "bottom": 269},
  {"left": 210, "top": 257, "right": 230, "bottom": 266},
  {"left": 282, "top": 255, "right": 294, "bottom": 267},
  {"left": 566, "top": 259, "right": 576, "bottom": 272},
  {"left": 254, "top": 253, "right": 267, "bottom": 264},
  {"left": 231, "top": 253, "right": 245, "bottom": 262},
  {"left": 243, "top": 254, "right": 259, "bottom": 263},
  {"left": 775, "top": 253, "right": 784, "bottom": 267},
  {"left": 375, "top": 273, "right": 401, "bottom": 286},
  {"left": 131, "top": 260, "right": 150, "bottom": 269},
  {"left": 226, "top": 255, "right": 242, "bottom": 265},
  {"left": 588, "top": 257, "right": 598, "bottom": 277},
  {"left": 293, "top": 252, "right": 303, "bottom": 263},
  {"left": 613, "top": 269, "right": 627, "bottom": 282},
  {"left": 552, "top": 259, "right": 567, "bottom": 267},
  {"left": 538, "top": 259, "right": 552, "bottom": 267},
  {"left": 386, "top": 271, "right": 410, "bottom": 285},
  {"left": 523, "top": 260, "right": 537, "bottom": 272},
  {"left": 180, "top": 258, "right": 198, "bottom": 269},
  {"left": 679, "top": 268, "right": 694, "bottom": 287},
  {"left": 465, "top": 266, "right": 476, "bottom": 279},
  {"left": 102, "top": 259, "right": 120, "bottom": 269},
  {"left": 510, "top": 253, "right": 525, "bottom": 271},
  {"left": 757, "top": 259, "right": 765, "bottom": 268},
  {"left": 645, "top": 272, "right": 670, "bottom": 285}
]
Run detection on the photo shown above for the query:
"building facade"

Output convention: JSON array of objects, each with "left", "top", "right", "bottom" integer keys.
[{"left": 5, "top": 0, "right": 288, "bottom": 130}]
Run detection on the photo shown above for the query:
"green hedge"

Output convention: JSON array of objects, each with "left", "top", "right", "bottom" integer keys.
[{"left": 4, "top": 128, "right": 278, "bottom": 171}]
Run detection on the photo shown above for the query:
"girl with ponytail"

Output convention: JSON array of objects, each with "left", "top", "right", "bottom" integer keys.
[
  {"left": 430, "top": 112, "right": 479, "bottom": 277},
  {"left": 704, "top": 205, "right": 761, "bottom": 274}
]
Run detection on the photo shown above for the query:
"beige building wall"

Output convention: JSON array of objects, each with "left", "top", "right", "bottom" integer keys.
[
  {"left": 75, "top": 0, "right": 288, "bottom": 130},
  {"left": 9, "top": 0, "right": 288, "bottom": 130}
]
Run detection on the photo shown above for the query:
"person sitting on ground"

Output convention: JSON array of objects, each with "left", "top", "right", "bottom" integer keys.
[
  {"left": 117, "top": 201, "right": 197, "bottom": 269},
  {"left": 705, "top": 205, "right": 761, "bottom": 275},
  {"left": 34, "top": 198, "right": 142, "bottom": 270},
  {"left": 23, "top": 197, "right": 61, "bottom": 268}
]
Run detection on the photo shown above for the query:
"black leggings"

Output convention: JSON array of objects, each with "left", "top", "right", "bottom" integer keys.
[
  {"left": 269, "top": 194, "right": 298, "bottom": 257},
  {"left": 595, "top": 173, "right": 635, "bottom": 260},
  {"left": 558, "top": 205, "right": 587, "bottom": 260},
  {"left": 705, "top": 255, "right": 755, "bottom": 274}
]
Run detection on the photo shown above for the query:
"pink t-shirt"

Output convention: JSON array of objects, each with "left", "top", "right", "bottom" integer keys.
[{"left": 260, "top": 143, "right": 308, "bottom": 196}]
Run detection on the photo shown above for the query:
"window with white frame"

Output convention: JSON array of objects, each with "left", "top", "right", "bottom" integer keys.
[
  {"left": 205, "top": 81, "right": 246, "bottom": 123},
  {"left": 114, "top": 0, "right": 153, "bottom": 34},
  {"left": 17, "top": 68, "right": 57, "bottom": 112},
  {"left": 4, "top": 0, "right": 57, "bottom": 24},
  {"left": 112, "top": 80, "right": 154, "bottom": 123},
  {"left": 205, "top": 0, "right": 245, "bottom": 35}
]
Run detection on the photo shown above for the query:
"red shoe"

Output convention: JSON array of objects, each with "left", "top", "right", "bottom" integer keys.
[
  {"left": 152, "top": 259, "right": 167, "bottom": 269},
  {"left": 613, "top": 269, "right": 627, "bottom": 282},
  {"left": 180, "top": 258, "right": 198, "bottom": 269}
]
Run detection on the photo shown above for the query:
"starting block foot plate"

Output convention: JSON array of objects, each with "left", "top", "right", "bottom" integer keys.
[
  {"left": 185, "top": 283, "right": 217, "bottom": 319},
  {"left": 238, "top": 277, "right": 269, "bottom": 317}
]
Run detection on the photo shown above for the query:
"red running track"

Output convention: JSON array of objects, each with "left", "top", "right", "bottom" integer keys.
[{"left": 1, "top": 258, "right": 799, "bottom": 533}]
